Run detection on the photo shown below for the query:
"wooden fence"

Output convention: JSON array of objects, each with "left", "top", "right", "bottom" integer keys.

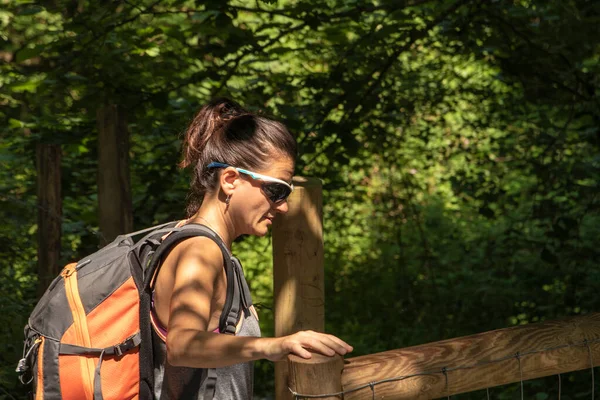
[
  {"left": 272, "top": 177, "right": 599, "bottom": 399},
  {"left": 289, "top": 312, "right": 600, "bottom": 399}
]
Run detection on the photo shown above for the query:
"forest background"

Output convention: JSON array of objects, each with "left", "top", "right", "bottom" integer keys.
[{"left": 1, "top": 0, "right": 599, "bottom": 398}]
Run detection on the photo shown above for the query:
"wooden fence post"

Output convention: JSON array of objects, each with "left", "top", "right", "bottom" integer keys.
[
  {"left": 288, "top": 354, "right": 344, "bottom": 399},
  {"left": 273, "top": 177, "right": 325, "bottom": 400}
]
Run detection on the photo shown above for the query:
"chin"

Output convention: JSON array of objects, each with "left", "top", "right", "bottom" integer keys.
[
  {"left": 254, "top": 226, "right": 269, "bottom": 237},
  {"left": 252, "top": 221, "right": 271, "bottom": 237}
]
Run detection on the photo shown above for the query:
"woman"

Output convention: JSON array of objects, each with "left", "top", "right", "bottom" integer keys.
[{"left": 151, "top": 98, "right": 353, "bottom": 399}]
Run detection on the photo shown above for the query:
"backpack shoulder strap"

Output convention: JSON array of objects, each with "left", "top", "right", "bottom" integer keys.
[{"left": 143, "top": 223, "right": 241, "bottom": 335}]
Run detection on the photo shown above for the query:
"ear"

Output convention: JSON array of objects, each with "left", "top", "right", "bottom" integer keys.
[{"left": 219, "top": 167, "right": 239, "bottom": 196}]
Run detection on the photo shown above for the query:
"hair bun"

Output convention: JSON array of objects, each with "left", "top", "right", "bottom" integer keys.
[
  {"left": 212, "top": 98, "right": 246, "bottom": 122},
  {"left": 218, "top": 100, "right": 244, "bottom": 121},
  {"left": 179, "top": 97, "right": 247, "bottom": 168}
]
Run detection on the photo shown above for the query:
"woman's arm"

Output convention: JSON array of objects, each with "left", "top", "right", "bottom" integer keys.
[{"left": 165, "top": 237, "right": 352, "bottom": 368}]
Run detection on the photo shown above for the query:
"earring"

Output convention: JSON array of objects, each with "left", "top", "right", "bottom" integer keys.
[{"left": 225, "top": 194, "right": 231, "bottom": 205}]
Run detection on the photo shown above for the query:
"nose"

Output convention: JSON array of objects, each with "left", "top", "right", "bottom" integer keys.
[{"left": 274, "top": 199, "right": 289, "bottom": 214}]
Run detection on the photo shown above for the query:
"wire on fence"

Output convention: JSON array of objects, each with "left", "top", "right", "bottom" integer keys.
[
  {"left": 288, "top": 337, "right": 600, "bottom": 399},
  {"left": 586, "top": 339, "right": 595, "bottom": 400}
]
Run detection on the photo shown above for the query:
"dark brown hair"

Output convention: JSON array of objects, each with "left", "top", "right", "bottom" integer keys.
[{"left": 180, "top": 97, "right": 297, "bottom": 216}]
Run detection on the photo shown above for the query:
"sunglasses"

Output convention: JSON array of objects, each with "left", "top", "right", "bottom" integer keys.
[{"left": 207, "top": 162, "right": 294, "bottom": 204}]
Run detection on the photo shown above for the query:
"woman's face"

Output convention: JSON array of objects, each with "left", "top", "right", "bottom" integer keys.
[{"left": 231, "top": 156, "right": 294, "bottom": 237}]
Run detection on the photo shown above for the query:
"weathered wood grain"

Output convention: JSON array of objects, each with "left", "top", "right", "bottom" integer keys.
[
  {"left": 289, "top": 354, "right": 344, "bottom": 400},
  {"left": 273, "top": 177, "right": 325, "bottom": 400},
  {"left": 341, "top": 313, "right": 600, "bottom": 399}
]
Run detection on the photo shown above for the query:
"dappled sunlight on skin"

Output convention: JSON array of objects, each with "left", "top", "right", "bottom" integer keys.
[{"left": 167, "top": 281, "right": 211, "bottom": 333}]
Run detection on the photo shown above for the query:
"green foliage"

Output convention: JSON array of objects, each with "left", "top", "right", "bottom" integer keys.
[{"left": 1, "top": 0, "right": 599, "bottom": 398}]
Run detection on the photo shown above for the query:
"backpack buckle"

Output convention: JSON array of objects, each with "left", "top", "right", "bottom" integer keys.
[
  {"left": 16, "top": 358, "right": 28, "bottom": 374},
  {"left": 113, "top": 345, "right": 123, "bottom": 357}
]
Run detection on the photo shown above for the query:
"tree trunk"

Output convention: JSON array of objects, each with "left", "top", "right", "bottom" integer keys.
[
  {"left": 36, "top": 143, "right": 62, "bottom": 297},
  {"left": 97, "top": 105, "right": 133, "bottom": 245}
]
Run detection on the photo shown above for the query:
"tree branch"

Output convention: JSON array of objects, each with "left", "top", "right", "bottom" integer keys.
[
  {"left": 211, "top": 22, "right": 307, "bottom": 96},
  {"left": 486, "top": 11, "right": 595, "bottom": 103},
  {"left": 302, "top": 0, "right": 470, "bottom": 170}
]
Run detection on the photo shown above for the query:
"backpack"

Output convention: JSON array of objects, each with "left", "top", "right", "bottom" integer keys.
[{"left": 17, "top": 222, "right": 252, "bottom": 400}]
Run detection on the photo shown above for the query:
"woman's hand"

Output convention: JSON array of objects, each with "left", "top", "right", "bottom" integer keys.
[{"left": 261, "top": 331, "right": 353, "bottom": 361}]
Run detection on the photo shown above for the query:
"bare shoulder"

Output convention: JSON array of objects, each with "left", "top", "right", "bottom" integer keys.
[
  {"left": 164, "top": 235, "right": 227, "bottom": 336},
  {"left": 171, "top": 236, "right": 225, "bottom": 278}
]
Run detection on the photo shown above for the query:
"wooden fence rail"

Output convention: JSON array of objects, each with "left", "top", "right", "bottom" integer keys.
[{"left": 289, "top": 312, "right": 600, "bottom": 399}]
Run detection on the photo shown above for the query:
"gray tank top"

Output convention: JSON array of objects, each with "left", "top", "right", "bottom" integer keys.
[{"left": 152, "top": 311, "right": 261, "bottom": 399}]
